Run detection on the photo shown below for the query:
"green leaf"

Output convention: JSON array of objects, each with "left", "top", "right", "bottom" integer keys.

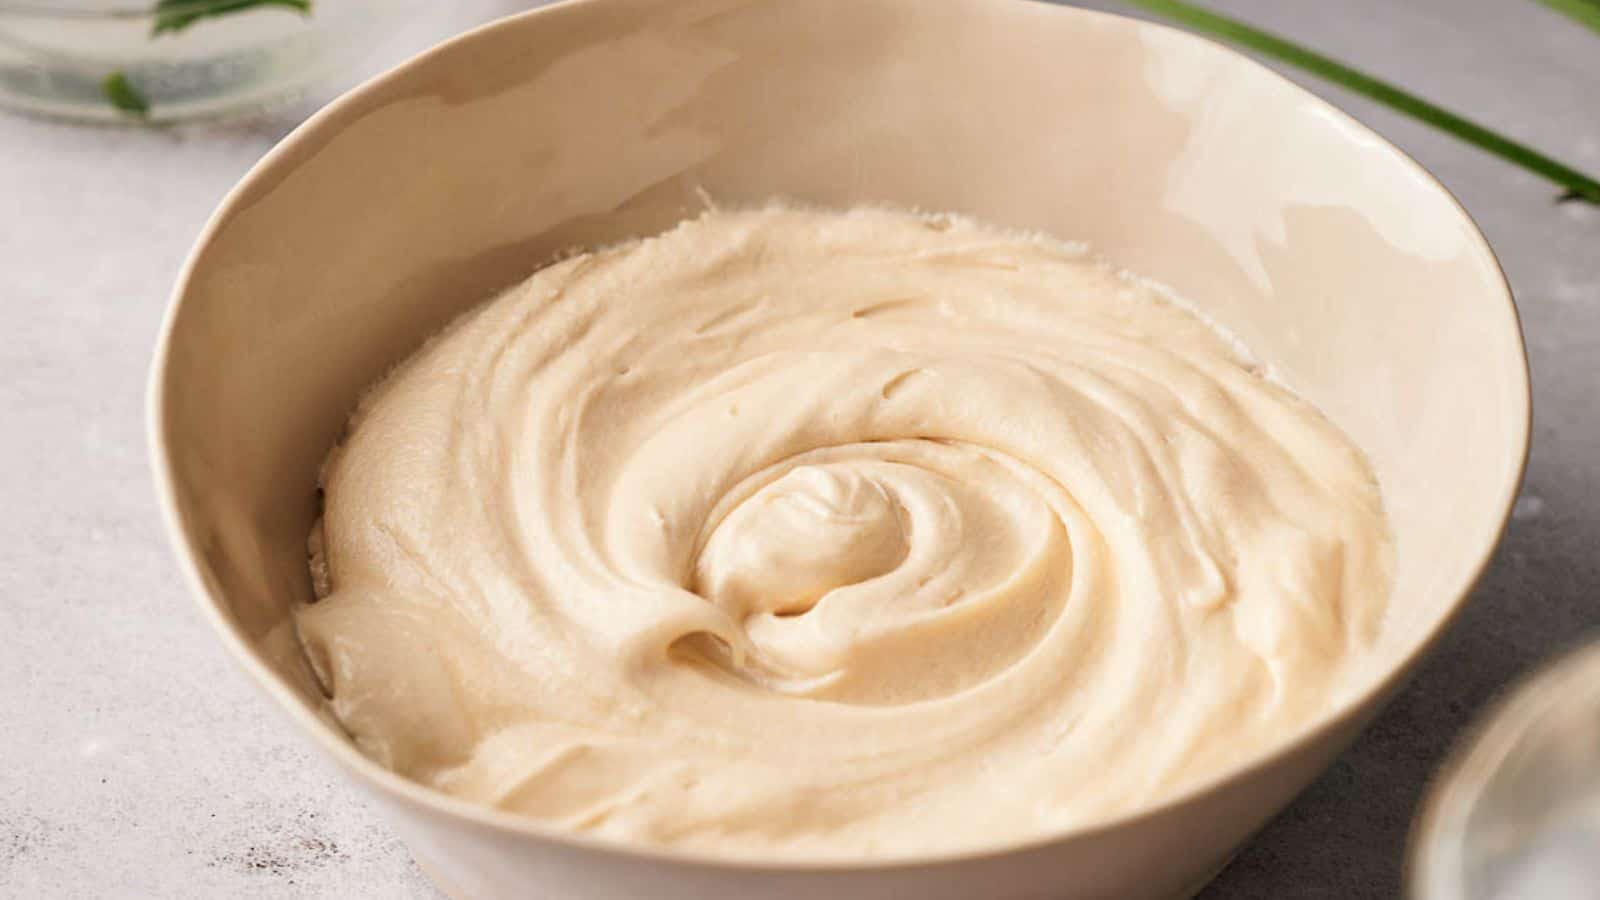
[
  {"left": 1121, "top": 0, "right": 1600, "bottom": 205},
  {"left": 151, "top": 0, "right": 312, "bottom": 37},
  {"left": 1532, "top": 0, "right": 1600, "bottom": 35},
  {"left": 102, "top": 71, "right": 150, "bottom": 116}
]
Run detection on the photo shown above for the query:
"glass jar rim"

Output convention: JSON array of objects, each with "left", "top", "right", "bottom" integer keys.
[{"left": 1408, "top": 638, "right": 1600, "bottom": 900}]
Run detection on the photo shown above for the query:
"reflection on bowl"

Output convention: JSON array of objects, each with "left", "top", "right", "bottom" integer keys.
[{"left": 149, "top": 0, "right": 1530, "bottom": 897}]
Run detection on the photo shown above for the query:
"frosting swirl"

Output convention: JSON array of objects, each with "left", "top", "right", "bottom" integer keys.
[{"left": 297, "top": 206, "right": 1390, "bottom": 857}]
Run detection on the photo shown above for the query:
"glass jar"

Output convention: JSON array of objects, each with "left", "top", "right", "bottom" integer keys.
[
  {"left": 1410, "top": 639, "right": 1600, "bottom": 900},
  {"left": 0, "top": 0, "right": 415, "bottom": 122}
]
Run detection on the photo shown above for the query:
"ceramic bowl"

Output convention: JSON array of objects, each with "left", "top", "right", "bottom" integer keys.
[{"left": 148, "top": 1, "right": 1530, "bottom": 897}]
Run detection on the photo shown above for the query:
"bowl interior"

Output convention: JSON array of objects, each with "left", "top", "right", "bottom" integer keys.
[{"left": 153, "top": 0, "right": 1528, "bottom": 844}]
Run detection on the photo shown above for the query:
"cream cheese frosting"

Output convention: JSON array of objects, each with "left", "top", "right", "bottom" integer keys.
[{"left": 296, "top": 205, "right": 1391, "bottom": 858}]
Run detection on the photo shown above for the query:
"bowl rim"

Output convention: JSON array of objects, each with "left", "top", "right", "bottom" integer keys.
[{"left": 147, "top": 0, "right": 1532, "bottom": 872}]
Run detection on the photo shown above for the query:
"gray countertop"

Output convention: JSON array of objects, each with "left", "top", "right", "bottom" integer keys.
[{"left": 3, "top": 1, "right": 1596, "bottom": 897}]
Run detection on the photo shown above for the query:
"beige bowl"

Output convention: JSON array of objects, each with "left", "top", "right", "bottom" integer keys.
[{"left": 148, "top": 0, "right": 1531, "bottom": 897}]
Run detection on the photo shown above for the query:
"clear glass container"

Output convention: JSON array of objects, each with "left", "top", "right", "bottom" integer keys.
[
  {"left": 0, "top": 0, "right": 416, "bottom": 122},
  {"left": 1410, "top": 639, "right": 1600, "bottom": 900}
]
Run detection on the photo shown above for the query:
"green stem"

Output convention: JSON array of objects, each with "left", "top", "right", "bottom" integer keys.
[
  {"left": 1120, "top": 0, "right": 1600, "bottom": 204},
  {"left": 1531, "top": 0, "right": 1600, "bottom": 35}
]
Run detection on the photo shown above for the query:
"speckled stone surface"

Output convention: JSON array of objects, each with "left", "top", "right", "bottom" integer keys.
[{"left": 2, "top": 1, "right": 1595, "bottom": 897}]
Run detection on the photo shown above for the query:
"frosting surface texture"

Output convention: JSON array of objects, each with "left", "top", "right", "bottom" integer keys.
[{"left": 298, "top": 206, "right": 1390, "bottom": 858}]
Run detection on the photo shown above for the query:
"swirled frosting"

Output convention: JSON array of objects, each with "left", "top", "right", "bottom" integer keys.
[{"left": 297, "top": 205, "right": 1391, "bottom": 858}]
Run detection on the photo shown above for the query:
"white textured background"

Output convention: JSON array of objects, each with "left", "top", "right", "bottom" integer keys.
[{"left": 2, "top": 1, "right": 1596, "bottom": 897}]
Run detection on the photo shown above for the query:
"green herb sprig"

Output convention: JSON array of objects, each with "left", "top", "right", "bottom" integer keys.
[
  {"left": 151, "top": 0, "right": 311, "bottom": 37},
  {"left": 101, "top": 71, "right": 149, "bottom": 116},
  {"left": 1532, "top": 0, "right": 1600, "bottom": 35},
  {"left": 101, "top": 0, "right": 313, "bottom": 116},
  {"left": 1121, "top": 0, "right": 1600, "bottom": 204}
]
